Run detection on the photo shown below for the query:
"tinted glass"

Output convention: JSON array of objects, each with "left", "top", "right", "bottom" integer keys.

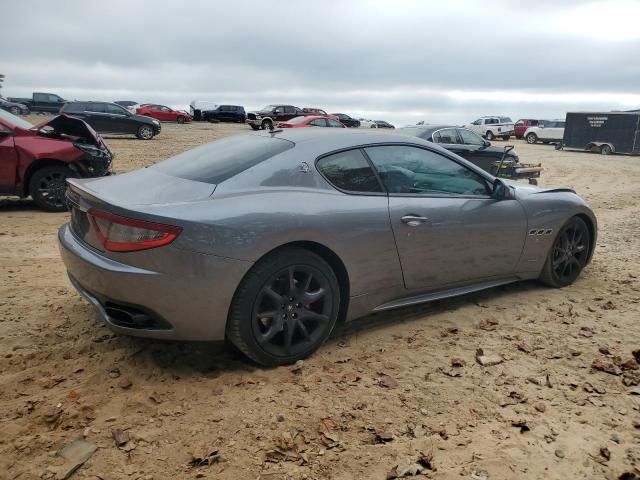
[
  {"left": 317, "top": 149, "right": 381, "bottom": 193},
  {"left": 458, "top": 128, "right": 484, "bottom": 145},
  {"left": 62, "top": 102, "right": 85, "bottom": 113},
  {"left": 309, "top": 119, "right": 328, "bottom": 127},
  {"left": 515, "top": 120, "right": 524, "bottom": 126},
  {"left": 154, "top": 134, "right": 294, "bottom": 184},
  {"left": 105, "top": 104, "right": 127, "bottom": 114},
  {"left": 287, "top": 116, "right": 307, "bottom": 124},
  {"left": 500, "top": 117, "right": 513, "bottom": 123},
  {"left": 87, "top": 103, "right": 106, "bottom": 113},
  {"left": 327, "top": 119, "right": 344, "bottom": 128},
  {"left": 365, "top": 146, "right": 489, "bottom": 196},
  {"left": 435, "top": 128, "right": 460, "bottom": 144}
]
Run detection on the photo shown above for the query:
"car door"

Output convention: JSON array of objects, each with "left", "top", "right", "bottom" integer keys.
[
  {"left": 546, "top": 121, "right": 564, "bottom": 141},
  {"left": 457, "top": 128, "right": 497, "bottom": 172},
  {"left": 0, "top": 123, "right": 18, "bottom": 194},
  {"left": 104, "top": 103, "right": 134, "bottom": 133},
  {"left": 83, "top": 103, "right": 108, "bottom": 131},
  {"left": 364, "top": 144, "right": 527, "bottom": 290}
]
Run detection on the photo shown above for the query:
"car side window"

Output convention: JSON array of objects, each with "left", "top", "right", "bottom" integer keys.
[
  {"left": 105, "top": 104, "right": 126, "bottom": 115},
  {"left": 530, "top": 120, "right": 539, "bottom": 126},
  {"left": 327, "top": 119, "right": 343, "bottom": 128},
  {"left": 310, "top": 119, "right": 328, "bottom": 127},
  {"left": 364, "top": 145, "right": 490, "bottom": 196},
  {"left": 515, "top": 120, "right": 524, "bottom": 126},
  {"left": 472, "top": 119, "right": 481, "bottom": 125},
  {"left": 317, "top": 149, "right": 382, "bottom": 194},
  {"left": 87, "top": 103, "right": 106, "bottom": 113},
  {"left": 458, "top": 128, "right": 484, "bottom": 146},
  {"left": 435, "top": 128, "right": 460, "bottom": 144}
]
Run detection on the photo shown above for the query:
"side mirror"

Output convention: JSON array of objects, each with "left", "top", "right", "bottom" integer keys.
[{"left": 493, "top": 178, "right": 515, "bottom": 201}]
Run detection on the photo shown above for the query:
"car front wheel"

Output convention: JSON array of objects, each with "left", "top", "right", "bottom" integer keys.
[
  {"left": 485, "top": 131, "right": 494, "bottom": 140},
  {"left": 10, "top": 106, "right": 21, "bottom": 115},
  {"left": 136, "top": 125, "right": 154, "bottom": 140},
  {"left": 227, "top": 247, "right": 341, "bottom": 366},
  {"left": 539, "top": 216, "right": 591, "bottom": 288},
  {"left": 29, "top": 166, "right": 73, "bottom": 212},
  {"left": 176, "top": 116, "right": 185, "bottom": 124}
]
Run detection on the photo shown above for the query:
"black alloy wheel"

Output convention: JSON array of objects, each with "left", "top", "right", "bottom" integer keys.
[
  {"left": 29, "top": 166, "right": 72, "bottom": 212},
  {"left": 227, "top": 247, "right": 340, "bottom": 366},
  {"left": 539, "top": 217, "right": 590, "bottom": 287},
  {"left": 10, "top": 106, "right": 20, "bottom": 115}
]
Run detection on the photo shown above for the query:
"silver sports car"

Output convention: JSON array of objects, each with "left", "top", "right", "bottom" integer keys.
[{"left": 58, "top": 129, "right": 596, "bottom": 366}]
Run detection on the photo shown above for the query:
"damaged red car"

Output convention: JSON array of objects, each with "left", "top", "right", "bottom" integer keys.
[{"left": 0, "top": 109, "right": 112, "bottom": 211}]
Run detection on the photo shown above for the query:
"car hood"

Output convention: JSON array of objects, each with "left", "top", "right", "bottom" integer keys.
[
  {"left": 132, "top": 113, "right": 158, "bottom": 124},
  {"left": 68, "top": 168, "right": 216, "bottom": 207},
  {"left": 505, "top": 179, "right": 575, "bottom": 198},
  {"left": 33, "top": 114, "right": 105, "bottom": 148}
]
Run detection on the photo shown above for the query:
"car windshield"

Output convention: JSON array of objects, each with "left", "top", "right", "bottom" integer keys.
[
  {"left": 0, "top": 108, "right": 33, "bottom": 129},
  {"left": 287, "top": 116, "right": 307, "bottom": 124},
  {"left": 154, "top": 133, "right": 294, "bottom": 185}
]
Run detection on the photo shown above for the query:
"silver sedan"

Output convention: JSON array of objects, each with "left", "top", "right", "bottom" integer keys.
[{"left": 58, "top": 129, "right": 597, "bottom": 365}]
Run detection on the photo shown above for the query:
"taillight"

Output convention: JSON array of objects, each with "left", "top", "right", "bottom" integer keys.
[{"left": 88, "top": 208, "right": 181, "bottom": 252}]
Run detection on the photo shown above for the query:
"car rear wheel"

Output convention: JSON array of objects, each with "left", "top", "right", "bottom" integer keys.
[
  {"left": 226, "top": 247, "right": 340, "bottom": 366},
  {"left": 250, "top": 124, "right": 260, "bottom": 130},
  {"left": 10, "top": 106, "right": 21, "bottom": 115},
  {"left": 485, "top": 131, "right": 494, "bottom": 141},
  {"left": 29, "top": 166, "right": 73, "bottom": 212},
  {"left": 176, "top": 116, "right": 185, "bottom": 124},
  {"left": 136, "top": 125, "right": 154, "bottom": 140},
  {"left": 526, "top": 133, "right": 538, "bottom": 144},
  {"left": 502, "top": 135, "right": 510, "bottom": 141},
  {"left": 261, "top": 119, "right": 272, "bottom": 130},
  {"left": 600, "top": 144, "right": 612, "bottom": 155},
  {"left": 539, "top": 216, "right": 590, "bottom": 288}
]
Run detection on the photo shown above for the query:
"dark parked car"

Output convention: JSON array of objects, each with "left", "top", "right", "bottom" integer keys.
[
  {"left": 61, "top": 101, "right": 161, "bottom": 140},
  {"left": 374, "top": 120, "right": 395, "bottom": 129},
  {"left": 202, "top": 105, "right": 246, "bottom": 123},
  {"left": 398, "top": 125, "right": 518, "bottom": 173},
  {"left": 331, "top": 113, "right": 360, "bottom": 128},
  {"left": 247, "top": 105, "right": 305, "bottom": 130},
  {"left": 0, "top": 109, "right": 111, "bottom": 211},
  {"left": 7, "top": 92, "right": 67, "bottom": 113},
  {"left": 0, "top": 96, "right": 30, "bottom": 115}
]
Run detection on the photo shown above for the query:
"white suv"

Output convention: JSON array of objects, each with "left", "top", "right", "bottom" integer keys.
[
  {"left": 466, "top": 116, "right": 514, "bottom": 141},
  {"left": 523, "top": 120, "right": 565, "bottom": 144}
]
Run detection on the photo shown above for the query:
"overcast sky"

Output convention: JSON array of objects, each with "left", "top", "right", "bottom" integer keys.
[{"left": 3, "top": 0, "right": 639, "bottom": 125}]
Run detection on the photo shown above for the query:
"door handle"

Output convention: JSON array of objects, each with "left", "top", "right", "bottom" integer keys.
[{"left": 401, "top": 215, "right": 428, "bottom": 226}]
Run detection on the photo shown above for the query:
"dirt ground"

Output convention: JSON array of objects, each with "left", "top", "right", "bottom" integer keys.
[{"left": 1, "top": 119, "right": 639, "bottom": 480}]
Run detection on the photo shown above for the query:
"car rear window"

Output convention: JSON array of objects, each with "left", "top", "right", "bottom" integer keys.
[
  {"left": 154, "top": 134, "right": 294, "bottom": 184},
  {"left": 62, "top": 102, "right": 87, "bottom": 113}
]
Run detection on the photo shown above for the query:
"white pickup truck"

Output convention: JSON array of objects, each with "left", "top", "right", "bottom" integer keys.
[{"left": 466, "top": 116, "right": 515, "bottom": 141}]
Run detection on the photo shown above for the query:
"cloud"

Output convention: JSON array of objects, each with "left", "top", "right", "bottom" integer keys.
[{"left": 2, "top": 0, "right": 639, "bottom": 125}]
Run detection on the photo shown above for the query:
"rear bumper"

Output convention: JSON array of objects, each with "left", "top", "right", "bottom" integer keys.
[{"left": 58, "top": 223, "right": 252, "bottom": 341}]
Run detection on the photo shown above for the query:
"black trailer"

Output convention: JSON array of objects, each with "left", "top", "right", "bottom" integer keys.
[{"left": 561, "top": 111, "right": 640, "bottom": 155}]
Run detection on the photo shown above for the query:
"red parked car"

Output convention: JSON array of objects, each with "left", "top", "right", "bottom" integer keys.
[
  {"left": 0, "top": 109, "right": 112, "bottom": 211},
  {"left": 136, "top": 104, "right": 192, "bottom": 124},
  {"left": 514, "top": 119, "right": 540, "bottom": 139},
  {"left": 302, "top": 108, "right": 339, "bottom": 121},
  {"left": 277, "top": 115, "right": 346, "bottom": 128}
]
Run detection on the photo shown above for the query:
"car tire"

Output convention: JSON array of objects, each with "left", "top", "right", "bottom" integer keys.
[
  {"left": 29, "top": 166, "right": 73, "bottom": 212},
  {"left": 502, "top": 135, "right": 510, "bottom": 141},
  {"left": 526, "top": 133, "right": 538, "bottom": 144},
  {"left": 554, "top": 143, "right": 563, "bottom": 150},
  {"left": 485, "top": 131, "right": 494, "bottom": 141},
  {"left": 261, "top": 119, "right": 272, "bottom": 130},
  {"left": 226, "top": 247, "right": 341, "bottom": 366},
  {"left": 250, "top": 125, "right": 260, "bottom": 131},
  {"left": 9, "top": 106, "right": 21, "bottom": 115},
  {"left": 600, "top": 144, "right": 612, "bottom": 155},
  {"left": 176, "top": 116, "right": 185, "bottom": 124},
  {"left": 538, "top": 216, "right": 591, "bottom": 288},
  {"left": 136, "top": 125, "right": 154, "bottom": 140}
]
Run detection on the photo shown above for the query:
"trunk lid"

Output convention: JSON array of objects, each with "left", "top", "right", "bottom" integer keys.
[{"left": 66, "top": 169, "right": 216, "bottom": 252}]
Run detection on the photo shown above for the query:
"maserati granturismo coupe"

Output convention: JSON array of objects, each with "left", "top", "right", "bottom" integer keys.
[{"left": 58, "top": 129, "right": 596, "bottom": 366}]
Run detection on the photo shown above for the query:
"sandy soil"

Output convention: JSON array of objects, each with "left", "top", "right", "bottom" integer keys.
[{"left": 1, "top": 120, "right": 639, "bottom": 480}]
